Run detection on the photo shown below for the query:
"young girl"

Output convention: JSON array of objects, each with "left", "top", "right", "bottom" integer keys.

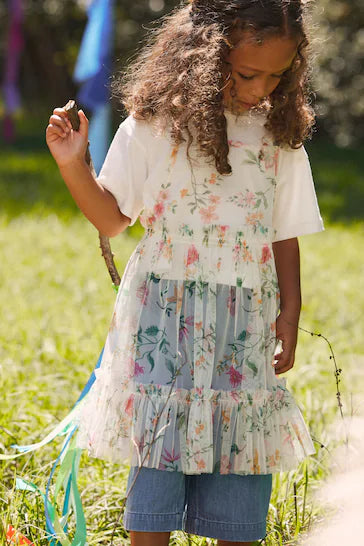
[{"left": 46, "top": 0, "right": 324, "bottom": 544}]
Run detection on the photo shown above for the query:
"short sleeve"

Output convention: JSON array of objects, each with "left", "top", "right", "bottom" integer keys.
[
  {"left": 272, "top": 145, "right": 324, "bottom": 242},
  {"left": 96, "top": 116, "right": 148, "bottom": 226}
]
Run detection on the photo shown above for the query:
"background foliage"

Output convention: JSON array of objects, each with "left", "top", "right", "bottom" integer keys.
[
  {"left": 0, "top": 0, "right": 363, "bottom": 146},
  {"left": 311, "top": 0, "right": 364, "bottom": 146}
]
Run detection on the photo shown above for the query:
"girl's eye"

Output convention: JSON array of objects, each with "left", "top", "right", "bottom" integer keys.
[
  {"left": 238, "top": 73, "right": 284, "bottom": 81},
  {"left": 238, "top": 73, "right": 254, "bottom": 81},
  {"left": 272, "top": 69, "right": 289, "bottom": 79}
]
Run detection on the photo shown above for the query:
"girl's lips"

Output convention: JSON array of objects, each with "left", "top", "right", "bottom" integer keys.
[{"left": 240, "top": 101, "right": 257, "bottom": 109}]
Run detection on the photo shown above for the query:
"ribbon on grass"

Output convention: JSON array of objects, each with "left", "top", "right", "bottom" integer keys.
[
  {"left": 1, "top": 348, "right": 105, "bottom": 545},
  {"left": 14, "top": 432, "right": 86, "bottom": 546}
]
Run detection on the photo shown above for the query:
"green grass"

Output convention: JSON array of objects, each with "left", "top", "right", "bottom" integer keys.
[{"left": 1, "top": 114, "right": 363, "bottom": 545}]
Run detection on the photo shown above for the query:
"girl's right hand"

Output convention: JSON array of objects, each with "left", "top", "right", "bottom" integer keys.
[{"left": 46, "top": 107, "right": 89, "bottom": 168}]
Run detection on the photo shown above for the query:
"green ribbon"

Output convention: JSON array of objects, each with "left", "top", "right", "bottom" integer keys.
[
  {"left": 0, "top": 400, "right": 84, "bottom": 461},
  {"left": 1, "top": 398, "right": 88, "bottom": 544},
  {"left": 15, "top": 434, "right": 87, "bottom": 546}
]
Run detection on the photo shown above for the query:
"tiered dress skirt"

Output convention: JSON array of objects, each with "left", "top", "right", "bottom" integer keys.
[{"left": 74, "top": 224, "right": 316, "bottom": 475}]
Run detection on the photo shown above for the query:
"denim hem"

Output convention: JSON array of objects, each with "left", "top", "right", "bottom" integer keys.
[
  {"left": 123, "top": 510, "right": 184, "bottom": 532},
  {"left": 183, "top": 514, "right": 267, "bottom": 541}
]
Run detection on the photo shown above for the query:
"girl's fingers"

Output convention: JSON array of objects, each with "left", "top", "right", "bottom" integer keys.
[
  {"left": 47, "top": 118, "right": 68, "bottom": 137},
  {"left": 272, "top": 339, "right": 294, "bottom": 373},
  {"left": 52, "top": 108, "right": 73, "bottom": 130},
  {"left": 49, "top": 114, "right": 71, "bottom": 133},
  {"left": 275, "top": 364, "right": 293, "bottom": 375},
  {"left": 46, "top": 107, "right": 88, "bottom": 148},
  {"left": 77, "top": 109, "right": 89, "bottom": 138},
  {"left": 46, "top": 123, "right": 67, "bottom": 139},
  {"left": 273, "top": 351, "right": 294, "bottom": 374},
  {"left": 53, "top": 107, "right": 71, "bottom": 120}
]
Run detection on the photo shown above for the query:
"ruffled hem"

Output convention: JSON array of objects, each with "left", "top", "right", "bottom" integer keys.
[{"left": 74, "top": 377, "right": 316, "bottom": 475}]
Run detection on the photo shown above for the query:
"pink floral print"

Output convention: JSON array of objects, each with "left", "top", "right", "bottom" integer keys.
[
  {"left": 186, "top": 244, "right": 199, "bottom": 266},
  {"left": 261, "top": 244, "right": 272, "bottom": 264},
  {"left": 227, "top": 365, "right": 245, "bottom": 388}
]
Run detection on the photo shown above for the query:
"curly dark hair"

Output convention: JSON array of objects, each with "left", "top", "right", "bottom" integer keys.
[{"left": 111, "top": 0, "right": 316, "bottom": 175}]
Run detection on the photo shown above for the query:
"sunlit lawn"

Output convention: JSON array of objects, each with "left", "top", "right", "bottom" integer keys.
[{"left": 1, "top": 114, "right": 363, "bottom": 545}]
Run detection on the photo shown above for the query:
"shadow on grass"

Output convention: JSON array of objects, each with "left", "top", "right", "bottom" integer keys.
[{"left": 1, "top": 113, "right": 363, "bottom": 225}]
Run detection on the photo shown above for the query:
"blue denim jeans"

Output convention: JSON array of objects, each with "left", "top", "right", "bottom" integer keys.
[{"left": 123, "top": 465, "right": 272, "bottom": 542}]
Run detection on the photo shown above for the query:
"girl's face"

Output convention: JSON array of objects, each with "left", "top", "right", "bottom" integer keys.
[{"left": 223, "top": 32, "right": 298, "bottom": 113}]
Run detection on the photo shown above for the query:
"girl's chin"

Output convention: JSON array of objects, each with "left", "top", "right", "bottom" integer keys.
[
  {"left": 224, "top": 99, "right": 267, "bottom": 116},
  {"left": 224, "top": 101, "right": 251, "bottom": 115}
]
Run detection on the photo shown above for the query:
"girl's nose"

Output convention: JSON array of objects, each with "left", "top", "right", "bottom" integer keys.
[{"left": 251, "top": 79, "right": 269, "bottom": 101}]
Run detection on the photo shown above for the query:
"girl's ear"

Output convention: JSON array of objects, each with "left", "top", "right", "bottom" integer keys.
[
  {"left": 223, "top": 35, "right": 235, "bottom": 50},
  {"left": 221, "top": 58, "right": 232, "bottom": 83},
  {"left": 290, "top": 55, "right": 301, "bottom": 73}
]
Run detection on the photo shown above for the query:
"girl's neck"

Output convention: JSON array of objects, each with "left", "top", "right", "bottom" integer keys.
[{"left": 224, "top": 104, "right": 267, "bottom": 120}]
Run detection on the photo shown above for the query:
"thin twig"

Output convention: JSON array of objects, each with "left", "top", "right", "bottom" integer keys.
[
  {"left": 63, "top": 99, "right": 121, "bottom": 287},
  {"left": 290, "top": 317, "right": 348, "bottom": 447}
]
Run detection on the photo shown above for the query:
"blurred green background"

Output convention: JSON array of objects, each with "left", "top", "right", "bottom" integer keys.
[{"left": 0, "top": 0, "right": 363, "bottom": 145}]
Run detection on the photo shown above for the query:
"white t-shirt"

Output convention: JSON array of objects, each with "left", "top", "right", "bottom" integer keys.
[{"left": 97, "top": 110, "right": 324, "bottom": 241}]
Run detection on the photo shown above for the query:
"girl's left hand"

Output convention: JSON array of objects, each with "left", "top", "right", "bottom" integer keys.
[{"left": 273, "top": 313, "right": 298, "bottom": 375}]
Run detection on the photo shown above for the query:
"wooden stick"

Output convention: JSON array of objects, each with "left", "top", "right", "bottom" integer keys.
[{"left": 63, "top": 100, "right": 121, "bottom": 287}]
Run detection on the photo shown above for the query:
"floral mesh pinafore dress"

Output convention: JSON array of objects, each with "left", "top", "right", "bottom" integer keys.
[{"left": 74, "top": 109, "right": 324, "bottom": 475}]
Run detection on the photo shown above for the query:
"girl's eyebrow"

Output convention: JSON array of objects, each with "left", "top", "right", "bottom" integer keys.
[{"left": 238, "top": 63, "right": 292, "bottom": 74}]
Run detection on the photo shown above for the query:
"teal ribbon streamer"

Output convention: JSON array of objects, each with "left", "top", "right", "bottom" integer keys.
[{"left": 1, "top": 347, "right": 105, "bottom": 545}]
